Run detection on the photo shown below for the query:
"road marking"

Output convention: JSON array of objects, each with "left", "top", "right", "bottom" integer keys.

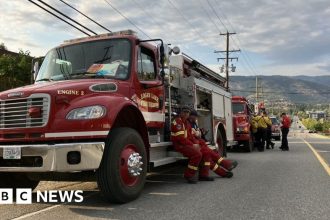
[
  {"left": 146, "top": 180, "right": 178, "bottom": 184},
  {"left": 12, "top": 191, "right": 98, "bottom": 220},
  {"left": 288, "top": 142, "right": 330, "bottom": 144},
  {"left": 303, "top": 140, "right": 330, "bottom": 176},
  {"left": 310, "top": 134, "right": 330, "bottom": 139},
  {"left": 12, "top": 205, "right": 62, "bottom": 220},
  {"left": 149, "top": 192, "right": 178, "bottom": 196},
  {"left": 317, "top": 150, "right": 330, "bottom": 153}
]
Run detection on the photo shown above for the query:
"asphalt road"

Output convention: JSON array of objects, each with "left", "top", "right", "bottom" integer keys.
[{"left": 1, "top": 129, "right": 329, "bottom": 220}]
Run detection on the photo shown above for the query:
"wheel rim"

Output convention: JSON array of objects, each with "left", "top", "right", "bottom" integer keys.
[{"left": 119, "top": 144, "right": 143, "bottom": 187}]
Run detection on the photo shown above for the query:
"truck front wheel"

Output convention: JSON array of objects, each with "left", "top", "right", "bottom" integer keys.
[
  {"left": 97, "top": 127, "right": 147, "bottom": 203},
  {"left": 0, "top": 173, "right": 39, "bottom": 190}
]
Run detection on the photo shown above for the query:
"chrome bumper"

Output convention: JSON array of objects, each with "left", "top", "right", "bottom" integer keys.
[{"left": 0, "top": 142, "right": 105, "bottom": 172}]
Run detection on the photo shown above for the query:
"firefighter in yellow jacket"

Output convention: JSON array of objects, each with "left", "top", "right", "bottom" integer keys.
[
  {"left": 251, "top": 115, "right": 259, "bottom": 149},
  {"left": 255, "top": 110, "right": 272, "bottom": 151}
]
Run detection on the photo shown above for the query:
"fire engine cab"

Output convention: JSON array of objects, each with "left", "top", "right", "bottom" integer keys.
[
  {"left": 0, "top": 30, "right": 234, "bottom": 203},
  {"left": 232, "top": 96, "right": 254, "bottom": 152}
]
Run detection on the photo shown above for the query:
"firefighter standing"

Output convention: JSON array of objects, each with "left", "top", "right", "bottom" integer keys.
[
  {"left": 280, "top": 112, "right": 291, "bottom": 151},
  {"left": 251, "top": 115, "right": 259, "bottom": 149},
  {"left": 255, "top": 111, "right": 272, "bottom": 151},
  {"left": 187, "top": 110, "right": 238, "bottom": 178},
  {"left": 264, "top": 112, "right": 275, "bottom": 149},
  {"left": 171, "top": 107, "right": 212, "bottom": 183}
]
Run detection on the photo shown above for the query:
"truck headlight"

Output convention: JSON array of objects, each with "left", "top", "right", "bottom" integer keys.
[
  {"left": 66, "top": 105, "right": 106, "bottom": 120},
  {"left": 237, "top": 125, "right": 249, "bottom": 133}
]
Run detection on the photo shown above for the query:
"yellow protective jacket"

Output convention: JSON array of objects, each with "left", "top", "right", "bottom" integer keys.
[
  {"left": 251, "top": 116, "right": 259, "bottom": 133},
  {"left": 255, "top": 115, "right": 272, "bottom": 129}
]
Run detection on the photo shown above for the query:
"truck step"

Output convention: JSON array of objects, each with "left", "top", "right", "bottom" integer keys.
[
  {"left": 150, "top": 142, "right": 172, "bottom": 148},
  {"left": 150, "top": 157, "right": 179, "bottom": 167}
]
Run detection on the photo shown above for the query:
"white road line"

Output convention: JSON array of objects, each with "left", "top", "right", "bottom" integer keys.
[
  {"left": 149, "top": 192, "right": 178, "bottom": 196},
  {"left": 12, "top": 191, "right": 98, "bottom": 220},
  {"left": 146, "top": 180, "right": 178, "bottom": 184},
  {"left": 12, "top": 205, "right": 62, "bottom": 220}
]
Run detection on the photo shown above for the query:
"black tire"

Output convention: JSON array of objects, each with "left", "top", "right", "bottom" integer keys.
[
  {"left": 244, "top": 133, "right": 254, "bottom": 152},
  {"left": 0, "top": 173, "right": 39, "bottom": 190},
  {"left": 217, "top": 130, "right": 227, "bottom": 157},
  {"left": 97, "top": 127, "right": 147, "bottom": 203}
]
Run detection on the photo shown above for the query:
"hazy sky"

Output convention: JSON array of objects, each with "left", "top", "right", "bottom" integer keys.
[{"left": 1, "top": 0, "right": 329, "bottom": 76}]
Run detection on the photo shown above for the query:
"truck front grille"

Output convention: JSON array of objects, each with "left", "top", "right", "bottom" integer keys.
[{"left": 0, "top": 94, "right": 50, "bottom": 129}]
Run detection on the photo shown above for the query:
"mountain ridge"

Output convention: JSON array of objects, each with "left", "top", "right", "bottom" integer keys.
[{"left": 229, "top": 75, "right": 330, "bottom": 104}]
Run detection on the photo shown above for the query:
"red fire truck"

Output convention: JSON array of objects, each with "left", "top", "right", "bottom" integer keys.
[
  {"left": 0, "top": 30, "right": 234, "bottom": 203},
  {"left": 232, "top": 96, "right": 254, "bottom": 152}
]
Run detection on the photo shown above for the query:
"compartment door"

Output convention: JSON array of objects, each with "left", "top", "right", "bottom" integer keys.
[
  {"left": 224, "top": 96, "right": 234, "bottom": 141},
  {"left": 212, "top": 93, "right": 224, "bottom": 118}
]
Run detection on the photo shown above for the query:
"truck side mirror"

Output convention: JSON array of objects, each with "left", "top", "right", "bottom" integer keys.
[{"left": 33, "top": 61, "right": 39, "bottom": 80}]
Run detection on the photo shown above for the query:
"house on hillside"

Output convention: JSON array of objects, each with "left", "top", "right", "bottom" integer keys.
[
  {"left": 0, "top": 48, "right": 19, "bottom": 57},
  {"left": 307, "top": 111, "right": 326, "bottom": 120}
]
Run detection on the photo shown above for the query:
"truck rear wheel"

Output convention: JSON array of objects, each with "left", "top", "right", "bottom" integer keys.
[
  {"left": 217, "top": 131, "right": 227, "bottom": 157},
  {"left": 0, "top": 173, "right": 39, "bottom": 190},
  {"left": 97, "top": 127, "right": 147, "bottom": 203},
  {"left": 244, "top": 133, "right": 254, "bottom": 152}
]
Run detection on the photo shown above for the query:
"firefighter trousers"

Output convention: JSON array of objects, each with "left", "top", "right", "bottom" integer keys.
[
  {"left": 174, "top": 144, "right": 202, "bottom": 178},
  {"left": 199, "top": 139, "right": 234, "bottom": 171},
  {"left": 199, "top": 143, "right": 230, "bottom": 177}
]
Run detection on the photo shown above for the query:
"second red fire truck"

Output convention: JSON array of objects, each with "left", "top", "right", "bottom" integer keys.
[{"left": 232, "top": 96, "right": 254, "bottom": 152}]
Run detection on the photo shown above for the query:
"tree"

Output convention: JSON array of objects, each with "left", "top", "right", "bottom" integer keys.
[
  {"left": 0, "top": 42, "right": 7, "bottom": 50},
  {"left": 0, "top": 48, "right": 32, "bottom": 91}
]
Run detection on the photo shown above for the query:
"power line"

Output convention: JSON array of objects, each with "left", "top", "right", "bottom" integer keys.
[
  {"left": 28, "top": 0, "right": 91, "bottom": 36},
  {"left": 167, "top": 0, "right": 210, "bottom": 47},
  {"left": 36, "top": 0, "right": 97, "bottom": 35},
  {"left": 129, "top": 0, "right": 199, "bottom": 58},
  {"left": 205, "top": 0, "right": 228, "bottom": 31},
  {"left": 59, "top": 0, "right": 112, "bottom": 33},
  {"left": 103, "top": 0, "right": 151, "bottom": 39},
  {"left": 211, "top": 0, "right": 260, "bottom": 75},
  {"left": 206, "top": 0, "right": 260, "bottom": 76},
  {"left": 198, "top": 0, "right": 222, "bottom": 33}
]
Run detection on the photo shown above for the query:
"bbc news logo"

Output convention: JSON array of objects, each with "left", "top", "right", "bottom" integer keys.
[{"left": 0, "top": 189, "right": 84, "bottom": 204}]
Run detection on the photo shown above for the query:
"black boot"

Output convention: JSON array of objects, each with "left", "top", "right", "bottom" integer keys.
[
  {"left": 224, "top": 171, "right": 233, "bottom": 178},
  {"left": 185, "top": 176, "right": 198, "bottom": 184},
  {"left": 199, "top": 176, "right": 215, "bottom": 181},
  {"left": 227, "top": 161, "right": 238, "bottom": 171},
  {"left": 271, "top": 143, "right": 275, "bottom": 149}
]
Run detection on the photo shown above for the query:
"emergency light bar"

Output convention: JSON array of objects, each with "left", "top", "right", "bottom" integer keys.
[{"left": 62, "top": 29, "right": 137, "bottom": 45}]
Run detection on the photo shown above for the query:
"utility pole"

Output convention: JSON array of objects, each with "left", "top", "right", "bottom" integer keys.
[
  {"left": 214, "top": 32, "right": 240, "bottom": 91},
  {"left": 255, "top": 76, "right": 258, "bottom": 103}
]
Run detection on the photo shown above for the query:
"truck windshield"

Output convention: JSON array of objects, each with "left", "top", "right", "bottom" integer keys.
[
  {"left": 36, "top": 39, "right": 131, "bottom": 82},
  {"left": 232, "top": 103, "right": 245, "bottom": 114}
]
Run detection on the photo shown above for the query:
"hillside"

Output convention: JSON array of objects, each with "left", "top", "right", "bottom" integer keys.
[{"left": 229, "top": 75, "right": 330, "bottom": 104}]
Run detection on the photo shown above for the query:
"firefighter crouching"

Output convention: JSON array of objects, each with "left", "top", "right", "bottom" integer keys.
[
  {"left": 171, "top": 106, "right": 213, "bottom": 183},
  {"left": 187, "top": 110, "right": 238, "bottom": 178}
]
